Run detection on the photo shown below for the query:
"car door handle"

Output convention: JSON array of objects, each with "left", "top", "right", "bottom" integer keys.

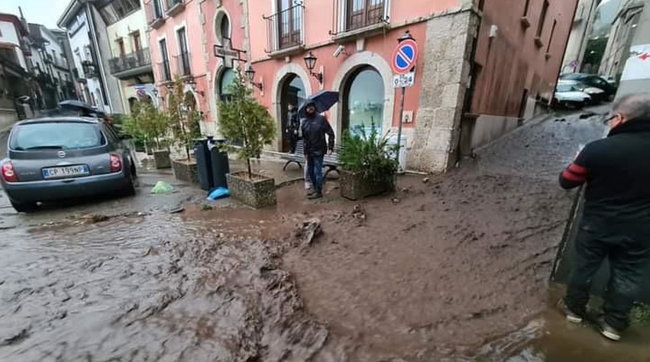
[{"left": 61, "top": 179, "right": 76, "bottom": 183}]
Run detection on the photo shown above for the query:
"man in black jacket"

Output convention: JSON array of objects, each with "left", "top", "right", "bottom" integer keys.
[
  {"left": 559, "top": 93, "right": 650, "bottom": 341},
  {"left": 301, "top": 101, "right": 335, "bottom": 199}
]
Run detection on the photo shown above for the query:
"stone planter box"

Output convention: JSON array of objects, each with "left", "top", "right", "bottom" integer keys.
[
  {"left": 340, "top": 169, "right": 394, "bottom": 201},
  {"left": 227, "top": 171, "right": 277, "bottom": 208},
  {"left": 172, "top": 158, "right": 199, "bottom": 184},
  {"left": 153, "top": 150, "right": 171, "bottom": 169}
]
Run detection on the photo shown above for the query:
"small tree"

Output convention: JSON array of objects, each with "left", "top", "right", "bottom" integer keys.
[
  {"left": 218, "top": 70, "right": 276, "bottom": 179},
  {"left": 167, "top": 78, "right": 202, "bottom": 160},
  {"left": 124, "top": 100, "right": 170, "bottom": 150}
]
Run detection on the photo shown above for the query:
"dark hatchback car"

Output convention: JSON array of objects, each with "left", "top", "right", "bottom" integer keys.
[
  {"left": 559, "top": 73, "right": 617, "bottom": 101},
  {"left": 1, "top": 117, "right": 137, "bottom": 212}
]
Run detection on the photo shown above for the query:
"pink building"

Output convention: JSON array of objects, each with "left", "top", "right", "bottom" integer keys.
[
  {"left": 144, "top": 0, "right": 247, "bottom": 136},
  {"left": 146, "top": 0, "right": 577, "bottom": 172}
]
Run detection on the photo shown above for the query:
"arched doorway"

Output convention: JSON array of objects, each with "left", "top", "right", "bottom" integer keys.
[
  {"left": 342, "top": 66, "right": 384, "bottom": 137},
  {"left": 279, "top": 74, "right": 306, "bottom": 152},
  {"left": 128, "top": 97, "right": 138, "bottom": 112}
]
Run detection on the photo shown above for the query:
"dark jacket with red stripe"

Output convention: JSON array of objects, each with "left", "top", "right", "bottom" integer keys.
[{"left": 560, "top": 117, "right": 650, "bottom": 226}]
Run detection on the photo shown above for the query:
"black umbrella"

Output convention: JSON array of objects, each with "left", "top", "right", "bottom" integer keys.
[
  {"left": 59, "top": 100, "right": 105, "bottom": 118},
  {"left": 298, "top": 91, "right": 340, "bottom": 116}
]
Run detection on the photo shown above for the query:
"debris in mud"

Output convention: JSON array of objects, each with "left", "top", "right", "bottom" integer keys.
[
  {"left": 352, "top": 204, "right": 367, "bottom": 225},
  {"left": 294, "top": 218, "right": 322, "bottom": 246},
  {"left": 144, "top": 247, "right": 153, "bottom": 256},
  {"left": 169, "top": 206, "right": 185, "bottom": 214},
  {"left": 422, "top": 177, "right": 430, "bottom": 183},
  {"left": 0, "top": 328, "right": 30, "bottom": 347},
  {"left": 201, "top": 204, "right": 213, "bottom": 211},
  {"left": 84, "top": 214, "right": 110, "bottom": 224},
  {"left": 392, "top": 197, "right": 401, "bottom": 204}
]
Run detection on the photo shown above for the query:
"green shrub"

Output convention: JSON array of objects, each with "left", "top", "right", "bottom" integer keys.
[
  {"left": 123, "top": 100, "right": 170, "bottom": 150},
  {"left": 340, "top": 124, "right": 399, "bottom": 186},
  {"left": 167, "top": 78, "right": 203, "bottom": 160},
  {"left": 218, "top": 70, "right": 276, "bottom": 178}
]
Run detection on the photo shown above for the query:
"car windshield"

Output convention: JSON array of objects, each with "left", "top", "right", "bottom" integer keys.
[
  {"left": 557, "top": 84, "right": 579, "bottom": 92},
  {"left": 10, "top": 122, "right": 106, "bottom": 151}
]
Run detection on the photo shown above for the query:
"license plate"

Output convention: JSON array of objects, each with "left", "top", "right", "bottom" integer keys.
[{"left": 42, "top": 165, "right": 90, "bottom": 179}]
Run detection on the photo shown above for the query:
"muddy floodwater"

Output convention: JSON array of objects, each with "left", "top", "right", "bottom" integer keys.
[{"left": 1, "top": 109, "right": 649, "bottom": 361}]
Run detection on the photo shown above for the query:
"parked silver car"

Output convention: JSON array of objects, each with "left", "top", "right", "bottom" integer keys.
[{"left": 1, "top": 117, "right": 136, "bottom": 212}]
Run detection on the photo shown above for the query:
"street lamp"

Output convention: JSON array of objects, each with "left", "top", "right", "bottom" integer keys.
[
  {"left": 245, "top": 65, "right": 263, "bottom": 91},
  {"left": 304, "top": 51, "right": 323, "bottom": 84},
  {"left": 397, "top": 30, "right": 414, "bottom": 43}
]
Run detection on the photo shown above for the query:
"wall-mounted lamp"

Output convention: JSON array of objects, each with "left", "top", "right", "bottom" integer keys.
[
  {"left": 304, "top": 51, "right": 323, "bottom": 84},
  {"left": 186, "top": 78, "right": 205, "bottom": 97},
  {"left": 245, "top": 65, "right": 264, "bottom": 91},
  {"left": 397, "top": 30, "right": 414, "bottom": 43}
]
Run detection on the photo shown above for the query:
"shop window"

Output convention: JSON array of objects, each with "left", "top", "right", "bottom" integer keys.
[
  {"left": 343, "top": 66, "right": 384, "bottom": 137},
  {"left": 218, "top": 68, "right": 236, "bottom": 102}
]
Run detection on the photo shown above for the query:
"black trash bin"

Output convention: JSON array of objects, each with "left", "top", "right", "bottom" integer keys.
[
  {"left": 209, "top": 139, "right": 230, "bottom": 189},
  {"left": 194, "top": 138, "right": 214, "bottom": 191}
]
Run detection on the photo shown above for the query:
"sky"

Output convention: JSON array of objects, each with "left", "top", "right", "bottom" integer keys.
[{"left": 0, "top": 0, "right": 71, "bottom": 29}]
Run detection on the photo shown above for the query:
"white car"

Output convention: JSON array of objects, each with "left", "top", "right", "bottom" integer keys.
[{"left": 553, "top": 81, "right": 591, "bottom": 109}]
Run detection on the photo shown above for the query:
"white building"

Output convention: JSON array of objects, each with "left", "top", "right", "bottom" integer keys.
[
  {"left": 58, "top": 0, "right": 125, "bottom": 114},
  {"left": 26, "top": 23, "right": 75, "bottom": 108},
  {"left": 561, "top": 0, "right": 600, "bottom": 74},
  {"left": 101, "top": 0, "right": 156, "bottom": 112},
  {"left": 0, "top": 13, "right": 30, "bottom": 127},
  {"left": 600, "top": 0, "right": 649, "bottom": 97}
]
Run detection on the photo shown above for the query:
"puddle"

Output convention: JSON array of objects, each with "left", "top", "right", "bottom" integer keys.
[{"left": 466, "top": 287, "right": 650, "bottom": 362}]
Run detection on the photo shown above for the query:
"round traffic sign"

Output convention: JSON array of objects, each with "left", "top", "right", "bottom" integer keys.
[{"left": 391, "top": 39, "right": 418, "bottom": 75}]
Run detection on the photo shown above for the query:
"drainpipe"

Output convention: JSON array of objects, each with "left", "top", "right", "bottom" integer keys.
[{"left": 82, "top": 0, "right": 115, "bottom": 112}]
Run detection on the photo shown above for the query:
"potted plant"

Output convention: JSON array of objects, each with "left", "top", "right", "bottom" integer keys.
[
  {"left": 124, "top": 100, "right": 172, "bottom": 169},
  {"left": 339, "top": 125, "right": 399, "bottom": 200},
  {"left": 218, "top": 70, "right": 277, "bottom": 208},
  {"left": 167, "top": 78, "right": 202, "bottom": 183}
]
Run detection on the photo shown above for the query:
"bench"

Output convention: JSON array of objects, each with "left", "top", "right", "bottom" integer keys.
[{"left": 281, "top": 140, "right": 341, "bottom": 178}]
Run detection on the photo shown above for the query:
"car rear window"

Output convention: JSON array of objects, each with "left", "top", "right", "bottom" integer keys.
[{"left": 10, "top": 122, "right": 106, "bottom": 151}]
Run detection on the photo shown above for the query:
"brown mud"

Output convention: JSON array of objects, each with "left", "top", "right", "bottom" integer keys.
[{"left": 3, "top": 111, "right": 647, "bottom": 361}]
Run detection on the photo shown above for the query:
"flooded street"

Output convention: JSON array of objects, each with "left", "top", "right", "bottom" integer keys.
[
  {"left": 0, "top": 202, "right": 333, "bottom": 361},
  {"left": 1, "top": 108, "right": 649, "bottom": 361}
]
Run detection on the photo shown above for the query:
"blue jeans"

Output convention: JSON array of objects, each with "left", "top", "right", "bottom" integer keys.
[{"left": 306, "top": 154, "right": 324, "bottom": 194}]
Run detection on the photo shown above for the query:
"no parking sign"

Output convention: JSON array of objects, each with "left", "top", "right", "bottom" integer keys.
[{"left": 391, "top": 39, "right": 418, "bottom": 75}]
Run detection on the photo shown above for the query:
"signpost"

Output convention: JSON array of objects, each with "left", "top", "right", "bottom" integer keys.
[{"left": 391, "top": 32, "right": 418, "bottom": 170}]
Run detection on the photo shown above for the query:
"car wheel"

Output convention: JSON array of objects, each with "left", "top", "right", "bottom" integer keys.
[
  {"left": 123, "top": 174, "right": 136, "bottom": 197},
  {"left": 10, "top": 200, "right": 38, "bottom": 213}
]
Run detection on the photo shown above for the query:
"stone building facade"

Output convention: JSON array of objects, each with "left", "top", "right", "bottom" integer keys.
[{"left": 142, "top": 0, "right": 578, "bottom": 173}]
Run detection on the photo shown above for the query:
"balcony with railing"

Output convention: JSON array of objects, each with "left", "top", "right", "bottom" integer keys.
[
  {"left": 331, "top": 0, "right": 388, "bottom": 40},
  {"left": 157, "top": 59, "right": 172, "bottom": 83},
  {"left": 165, "top": 0, "right": 185, "bottom": 17},
  {"left": 264, "top": 3, "right": 305, "bottom": 56},
  {"left": 109, "top": 48, "right": 153, "bottom": 78},
  {"left": 146, "top": 0, "right": 165, "bottom": 28},
  {"left": 173, "top": 52, "right": 191, "bottom": 78}
]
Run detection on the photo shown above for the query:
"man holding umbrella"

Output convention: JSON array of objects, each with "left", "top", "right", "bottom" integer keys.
[{"left": 299, "top": 91, "right": 337, "bottom": 199}]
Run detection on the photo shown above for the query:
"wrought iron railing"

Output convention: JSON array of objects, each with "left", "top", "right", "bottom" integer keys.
[
  {"left": 331, "top": 0, "right": 387, "bottom": 35},
  {"left": 165, "top": 0, "right": 184, "bottom": 15},
  {"left": 174, "top": 52, "right": 191, "bottom": 77},
  {"left": 158, "top": 59, "right": 172, "bottom": 82},
  {"left": 146, "top": 0, "right": 165, "bottom": 26},
  {"left": 109, "top": 48, "right": 152, "bottom": 75},
  {"left": 264, "top": 3, "right": 304, "bottom": 53}
]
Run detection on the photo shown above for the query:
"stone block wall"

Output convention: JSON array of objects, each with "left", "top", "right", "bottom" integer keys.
[{"left": 408, "top": 10, "right": 479, "bottom": 173}]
